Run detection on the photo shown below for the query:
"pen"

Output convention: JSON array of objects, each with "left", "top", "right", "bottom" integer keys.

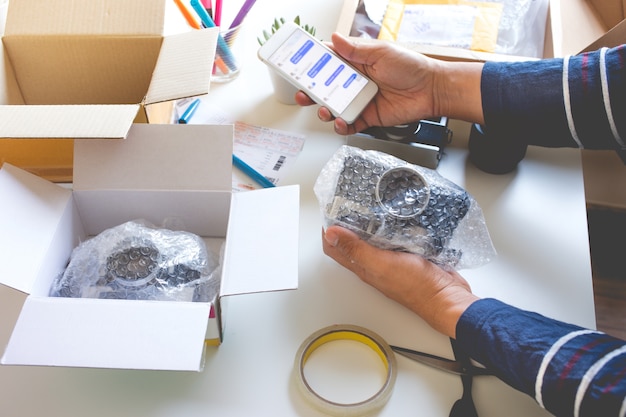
[
  {"left": 232, "top": 155, "right": 276, "bottom": 188},
  {"left": 200, "top": 0, "right": 213, "bottom": 19},
  {"left": 173, "top": 0, "right": 201, "bottom": 29},
  {"left": 229, "top": 0, "right": 257, "bottom": 29},
  {"left": 213, "top": 55, "right": 229, "bottom": 75},
  {"left": 178, "top": 98, "right": 201, "bottom": 124},
  {"left": 190, "top": 0, "right": 238, "bottom": 72},
  {"left": 214, "top": 0, "right": 223, "bottom": 26}
]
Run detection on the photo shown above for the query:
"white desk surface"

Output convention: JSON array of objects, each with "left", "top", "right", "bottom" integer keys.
[{"left": 0, "top": 1, "right": 594, "bottom": 416}]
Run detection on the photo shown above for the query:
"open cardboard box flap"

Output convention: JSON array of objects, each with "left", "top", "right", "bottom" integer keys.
[
  {"left": 144, "top": 31, "right": 215, "bottom": 106},
  {"left": 0, "top": 104, "right": 140, "bottom": 139},
  {"left": 0, "top": 0, "right": 217, "bottom": 138},
  {"left": 582, "top": 18, "right": 626, "bottom": 52},
  {"left": 0, "top": 124, "right": 299, "bottom": 370}
]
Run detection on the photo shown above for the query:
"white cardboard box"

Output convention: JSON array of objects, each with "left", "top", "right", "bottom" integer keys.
[
  {"left": 0, "top": 0, "right": 218, "bottom": 182},
  {"left": 0, "top": 123, "right": 300, "bottom": 371}
]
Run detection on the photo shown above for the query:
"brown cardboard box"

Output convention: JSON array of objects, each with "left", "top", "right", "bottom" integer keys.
[
  {"left": 0, "top": 139, "right": 74, "bottom": 183},
  {"left": 0, "top": 0, "right": 217, "bottom": 182},
  {"left": 579, "top": 0, "right": 626, "bottom": 52},
  {"left": 579, "top": 0, "right": 626, "bottom": 209},
  {"left": 586, "top": 0, "right": 625, "bottom": 30}
]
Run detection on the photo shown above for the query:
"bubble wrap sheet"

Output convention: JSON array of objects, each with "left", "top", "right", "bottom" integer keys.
[
  {"left": 315, "top": 146, "right": 496, "bottom": 269},
  {"left": 50, "top": 220, "right": 221, "bottom": 302}
]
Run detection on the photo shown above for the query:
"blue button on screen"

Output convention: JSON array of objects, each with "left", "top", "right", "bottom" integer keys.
[
  {"left": 325, "top": 65, "right": 345, "bottom": 86},
  {"left": 343, "top": 74, "right": 357, "bottom": 88},
  {"left": 308, "top": 53, "right": 331, "bottom": 78},
  {"left": 291, "top": 40, "right": 314, "bottom": 64}
]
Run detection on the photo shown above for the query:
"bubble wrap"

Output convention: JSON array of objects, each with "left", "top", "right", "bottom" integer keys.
[
  {"left": 50, "top": 220, "right": 221, "bottom": 302},
  {"left": 314, "top": 146, "right": 496, "bottom": 269}
]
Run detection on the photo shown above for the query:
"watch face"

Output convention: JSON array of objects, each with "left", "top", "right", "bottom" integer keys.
[
  {"left": 376, "top": 167, "right": 430, "bottom": 218},
  {"left": 104, "top": 242, "right": 202, "bottom": 290},
  {"left": 105, "top": 243, "right": 161, "bottom": 288},
  {"left": 50, "top": 221, "right": 218, "bottom": 302}
]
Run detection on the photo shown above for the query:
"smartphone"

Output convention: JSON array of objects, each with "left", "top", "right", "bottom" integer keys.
[{"left": 258, "top": 22, "right": 378, "bottom": 124}]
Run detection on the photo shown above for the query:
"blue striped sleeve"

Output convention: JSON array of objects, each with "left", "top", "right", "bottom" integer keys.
[
  {"left": 481, "top": 45, "right": 626, "bottom": 152},
  {"left": 456, "top": 299, "right": 626, "bottom": 417}
]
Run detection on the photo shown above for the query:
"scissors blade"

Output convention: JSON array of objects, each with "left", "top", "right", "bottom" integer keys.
[{"left": 390, "top": 345, "right": 492, "bottom": 376}]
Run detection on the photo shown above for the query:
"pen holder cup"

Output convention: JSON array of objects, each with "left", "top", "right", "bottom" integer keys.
[
  {"left": 211, "top": 25, "right": 243, "bottom": 83},
  {"left": 268, "top": 69, "right": 299, "bottom": 105}
]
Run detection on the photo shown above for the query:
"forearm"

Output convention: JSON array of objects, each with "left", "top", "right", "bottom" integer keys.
[
  {"left": 456, "top": 299, "right": 626, "bottom": 416},
  {"left": 434, "top": 60, "right": 485, "bottom": 125},
  {"left": 423, "top": 287, "right": 480, "bottom": 339},
  {"left": 481, "top": 45, "right": 626, "bottom": 151}
]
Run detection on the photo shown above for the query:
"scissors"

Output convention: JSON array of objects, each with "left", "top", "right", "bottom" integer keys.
[
  {"left": 392, "top": 341, "right": 491, "bottom": 417},
  {"left": 389, "top": 344, "right": 493, "bottom": 376}
]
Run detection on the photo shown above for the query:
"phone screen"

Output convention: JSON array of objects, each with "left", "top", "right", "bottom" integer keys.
[{"left": 267, "top": 29, "right": 371, "bottom": 115}]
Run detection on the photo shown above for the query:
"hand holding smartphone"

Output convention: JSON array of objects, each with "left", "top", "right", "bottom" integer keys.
[{"left": 258, "top": 22, "right": 378, "bottom": 124}]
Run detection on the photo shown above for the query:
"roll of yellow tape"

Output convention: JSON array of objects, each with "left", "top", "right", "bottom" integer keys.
[{"left": 294, "top": 324, "right": 397, "bottom": 416}]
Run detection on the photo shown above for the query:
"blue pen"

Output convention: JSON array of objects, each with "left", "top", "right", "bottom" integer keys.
[
  {"left": 189, "top": 0, "right": 238, "bottom": 72},
  {"left": 232, "top": 154, "right": 276, "bottom": 188},
  {"left": 178, "top": 98, "right": 201, "bottom": 124}
]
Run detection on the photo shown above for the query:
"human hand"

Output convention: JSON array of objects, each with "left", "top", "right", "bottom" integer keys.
[
  {"left": 295, "top": 32, "right": 484, "bottom": 135},
  {"left": 322, "top": 225, "right": 479, "bottom": 338}
]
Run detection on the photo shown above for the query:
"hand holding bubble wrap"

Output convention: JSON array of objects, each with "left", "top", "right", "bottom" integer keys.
[{"left": 314, "top": 146, "right": 496, "bottom": 269}]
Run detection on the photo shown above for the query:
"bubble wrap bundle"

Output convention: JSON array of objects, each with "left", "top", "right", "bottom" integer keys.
[
  {"left": 314, "top": 146, "right": 496, "bottom": 269},
  {"left": 50, "top": 220, "right": 221, "bottom": 302}
]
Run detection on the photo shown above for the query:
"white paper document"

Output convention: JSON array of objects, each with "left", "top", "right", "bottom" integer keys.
[
  {"left": 398, "top": 5, "right": 477, "bottom": 49},
  {"left": 174, "top": 98, "right": 306, "bottom": 191}
]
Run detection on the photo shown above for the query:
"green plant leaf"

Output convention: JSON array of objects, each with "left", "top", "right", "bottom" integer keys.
[{"left": 259, "top": 16, "right": 317, "bottom": 45}]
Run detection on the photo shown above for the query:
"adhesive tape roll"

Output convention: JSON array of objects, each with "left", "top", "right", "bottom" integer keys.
[{"left": 294, "top": 324, "right": 397, "bottom": 416}]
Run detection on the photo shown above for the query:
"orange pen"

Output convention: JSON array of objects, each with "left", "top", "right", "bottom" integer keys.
[{"left": 173, "top": 0, "right": 202, "bottom": 29}]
